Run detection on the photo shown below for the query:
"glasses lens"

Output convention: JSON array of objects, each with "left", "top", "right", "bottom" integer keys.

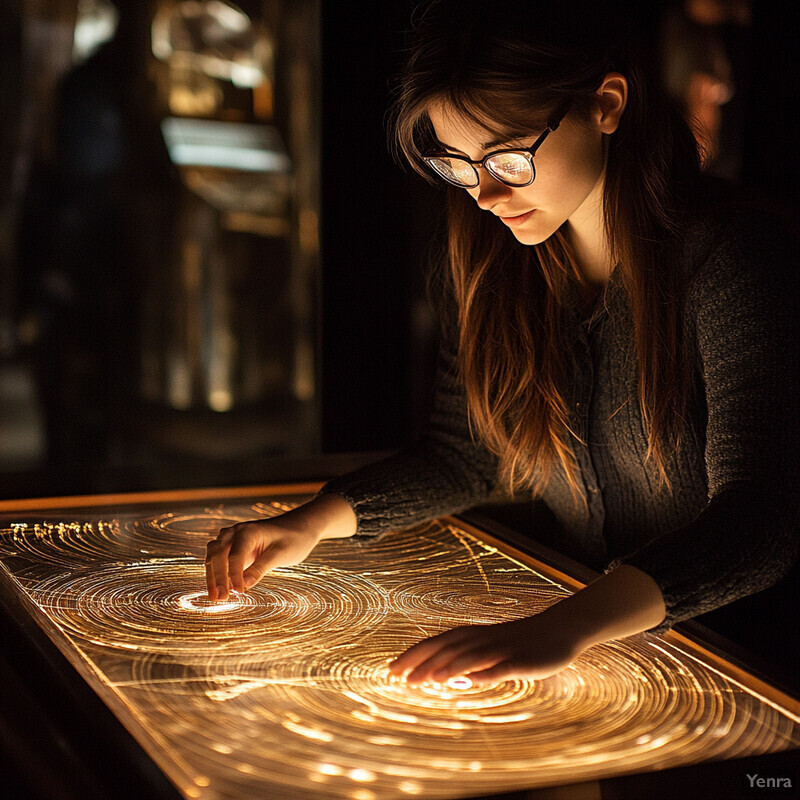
[
  {"left": 485, "top": 153, "right": 533, "bottom": 185},
  {"left": 428, "top": 157, "right": 478, "bottom": 187}
]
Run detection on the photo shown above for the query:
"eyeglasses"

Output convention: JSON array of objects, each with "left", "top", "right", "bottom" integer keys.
[{"left": 423, "top": 104, "right": 571, "bottom": 189}]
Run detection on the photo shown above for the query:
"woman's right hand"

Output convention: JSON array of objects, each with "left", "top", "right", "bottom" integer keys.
[{"left": 204, "top": 493, "right": 357, "bottom": 600}]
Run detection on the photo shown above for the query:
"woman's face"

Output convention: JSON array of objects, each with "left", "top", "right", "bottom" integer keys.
[{"left": 427, "top": 102, "right": 609, "bottom": 247}]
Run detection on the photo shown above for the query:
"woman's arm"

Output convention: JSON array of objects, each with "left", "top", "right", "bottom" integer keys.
[
  {"left": 621, "top": 209, "right": 800, "bottom": 628},
  {"left": 390, "top": 565, "right": 666, "bottom": 684}
]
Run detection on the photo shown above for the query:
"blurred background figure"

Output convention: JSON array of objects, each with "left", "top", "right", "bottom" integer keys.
[
  {"left": 660, "top": 0, "right": 752, "bottom": 179},
  {"left": 18, "top": 0, "right": 160, "bottom": 465},
  {"left": 7, "top": 0, "right": 322, "bottom": 479}
]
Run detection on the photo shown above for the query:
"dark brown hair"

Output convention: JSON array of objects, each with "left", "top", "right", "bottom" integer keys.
[{"left": 390, "top": 0, "right": 702, "bottom": 494}]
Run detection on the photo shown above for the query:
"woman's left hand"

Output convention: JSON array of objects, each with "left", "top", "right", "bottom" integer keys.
[
  {"left": 388, "top": 565, "right": 667, "bottom": 686},
  {"left": 388, "top": 612, "right": 582, "bottom": 685}
]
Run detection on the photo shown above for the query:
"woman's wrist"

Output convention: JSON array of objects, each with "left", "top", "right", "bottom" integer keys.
[
  {"left": 286, "top": 493, "right": 358, "bottom": 542},
  {"left": 541, "top": 565, "right": 667, "bottom": 652}
]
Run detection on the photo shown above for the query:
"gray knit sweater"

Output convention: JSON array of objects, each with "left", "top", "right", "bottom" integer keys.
[{"left": 322, "top": 207, "right": 800, "bottom": 630}]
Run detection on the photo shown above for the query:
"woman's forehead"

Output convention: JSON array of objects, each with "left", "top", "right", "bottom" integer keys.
[
  {"left": 428, "top": 103, "right": 491, "bottom": 141},
  {"left": 427, "top": 99, "right": 544, "bottom": 146}
]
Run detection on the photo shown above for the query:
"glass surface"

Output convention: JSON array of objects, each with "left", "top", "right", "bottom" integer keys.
[
  {"left": 427, "top": 153, "right": 534, "bottom": 187},
  {"left": 1, "top": 490, "right": 798, "bottom": 800},
  {"left": 486, "top": 152, "right": 532, "bottom": 183},
  {"left": 428, "top": 156, "right": 480, "bottom": 187}
]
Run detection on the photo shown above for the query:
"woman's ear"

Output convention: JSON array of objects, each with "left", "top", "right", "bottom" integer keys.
[{"left": 595, "top": 72, "right": 628, "bottom": 134}]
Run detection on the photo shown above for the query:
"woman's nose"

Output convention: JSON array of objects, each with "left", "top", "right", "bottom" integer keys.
[{"left": 470, "top": 170, "right": 513, "bottom": 211}]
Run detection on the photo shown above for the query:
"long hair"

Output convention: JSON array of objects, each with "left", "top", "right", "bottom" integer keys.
[{"left": 389, "top": 0, "right": 702, "bottom": 495}]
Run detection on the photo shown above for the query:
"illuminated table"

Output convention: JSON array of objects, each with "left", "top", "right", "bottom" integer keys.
[{"left": 1, "top": 485, "right": 798, "bottom": 800}]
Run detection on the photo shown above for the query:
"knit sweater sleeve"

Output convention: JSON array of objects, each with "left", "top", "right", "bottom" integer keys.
[
  {"left": 320, "top": 311, "right": 500, "bottom": 537},
  {"left": 621, "top": 210, "right": 800, "bottom": 629}
]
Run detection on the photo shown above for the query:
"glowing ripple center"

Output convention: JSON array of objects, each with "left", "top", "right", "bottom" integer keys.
[{"left": 177, "top": 591, "right": 244, "bottom": 614}]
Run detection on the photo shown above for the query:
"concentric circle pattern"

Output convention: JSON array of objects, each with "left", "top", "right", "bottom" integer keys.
[
  {"left": 0, "top": 507, "right": 254, "bottom": 566},
  {"left": 29, "top": 558, "right": 390, "bottom": 661},
  {"left": 1, "top": 501, "right": 798, "bottom": 800}
]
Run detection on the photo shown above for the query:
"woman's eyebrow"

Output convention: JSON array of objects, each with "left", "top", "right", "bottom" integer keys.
[
  {"left": 436, "top": 132, "right": 533, "bottom": 155},
  {"left": 480, "top": 132, "right": 531, "bottom": 149},
  {"left": 434, "top": 140, "right": 467, "bottom": 155}
]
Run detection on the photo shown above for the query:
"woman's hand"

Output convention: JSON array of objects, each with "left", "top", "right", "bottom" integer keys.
[
  {"left": 389, "top": 613, "right": 581, "bottom": 685},
  {"left": 389, "top": 565, "right": 667, "bottom": 685},
  {"left": 204, "top": 493, "right": 356, "bottom": 600}
]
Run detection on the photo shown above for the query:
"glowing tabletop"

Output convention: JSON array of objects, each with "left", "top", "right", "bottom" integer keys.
[{"left": 0, "top": 485, "right": 798, "bottom": 799}]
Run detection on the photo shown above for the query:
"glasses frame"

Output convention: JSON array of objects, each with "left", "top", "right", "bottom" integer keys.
[{"left": 423, "top": 103, "right": 571, "bottom": 189}]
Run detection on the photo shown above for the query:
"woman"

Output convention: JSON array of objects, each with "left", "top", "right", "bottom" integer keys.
[{"left": 205, "top": 0, "right": 798, "bottom": 686}]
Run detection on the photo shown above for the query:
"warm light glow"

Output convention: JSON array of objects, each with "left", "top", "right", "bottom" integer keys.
[
  {"left": 151, "top": 1, "right": 270, "bottom": 88},
  {"left": 177, "top": 590, "right": 242, "bottom": 613},
  {"left": 1, "top": 502, "right": 798, "bottom": 800}
]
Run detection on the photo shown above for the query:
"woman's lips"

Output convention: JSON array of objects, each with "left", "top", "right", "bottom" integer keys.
[{"left": 498, "top": 209, "right": 535, "bottom": 227}]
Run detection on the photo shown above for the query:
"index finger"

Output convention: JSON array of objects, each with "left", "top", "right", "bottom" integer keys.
[
  {"left": 205, "top": 527, "right": 234, "bottom": 600},
  {"left": 226, "top": 527, "right": 265, "bottom": 593}
]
